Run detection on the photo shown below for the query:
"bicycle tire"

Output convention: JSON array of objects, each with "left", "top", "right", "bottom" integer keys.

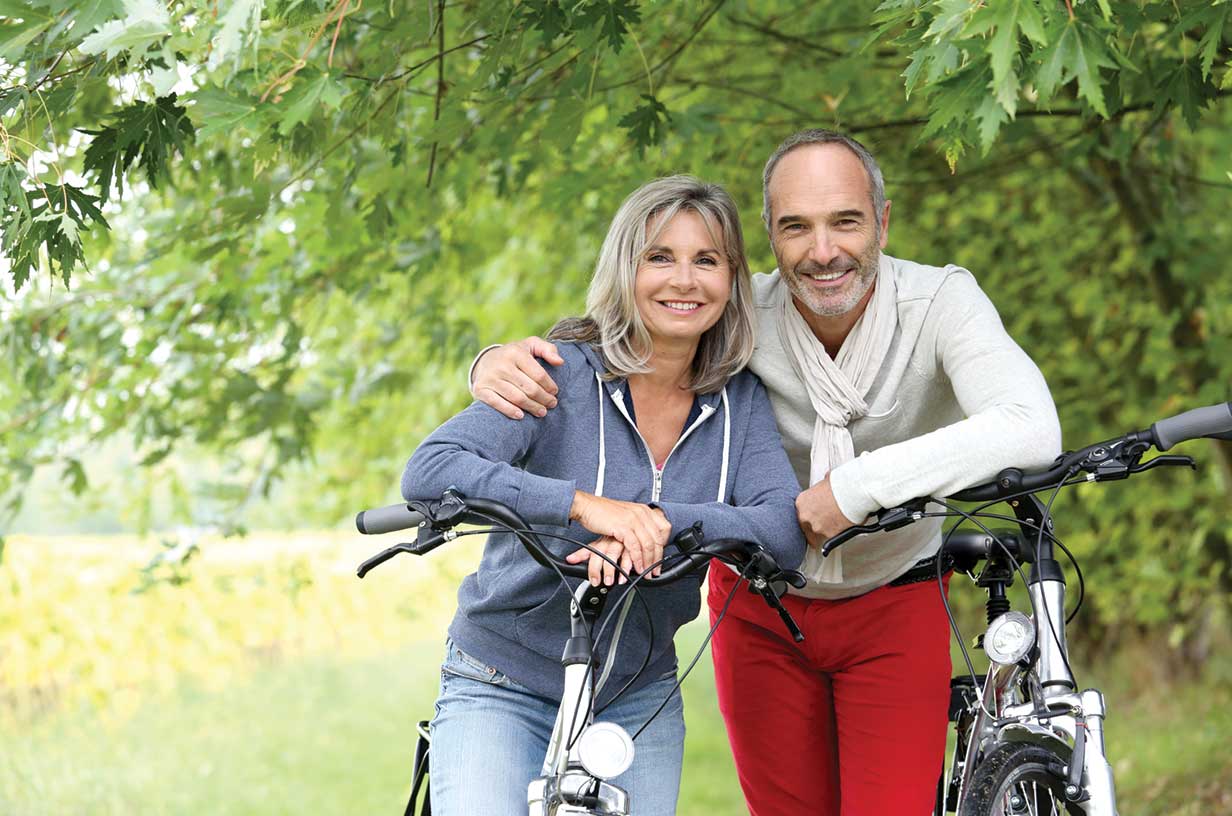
[{"left": 959, "top": 742, "right": 1083, "bottom": 816}]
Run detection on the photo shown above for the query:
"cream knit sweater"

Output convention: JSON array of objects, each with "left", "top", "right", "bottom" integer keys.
[{"left": 750, "top": 256, "right": 1063, "bottom": 600}]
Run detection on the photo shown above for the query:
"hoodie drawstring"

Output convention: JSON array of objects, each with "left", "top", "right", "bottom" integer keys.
[
  {"left": 717, "top": 386, "right": 730, "bottom": 503},
  {"left": 594, "top": 372, "right": 607, "bottom": 497}
]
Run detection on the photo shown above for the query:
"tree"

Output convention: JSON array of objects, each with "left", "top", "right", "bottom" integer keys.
[{"left": 2, "top": 1, "right": 1229, "bottom": 653}]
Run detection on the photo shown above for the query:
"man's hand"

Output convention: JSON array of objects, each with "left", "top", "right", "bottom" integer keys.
[
  {"left": 568, "top": 491, "right": 670, "bottom": 581},
  {"left": 471, "top": 336, "right": 564, "bottom": 419},
  {"left": 796, "top": 476, "right": 858, "bottom": 550}
]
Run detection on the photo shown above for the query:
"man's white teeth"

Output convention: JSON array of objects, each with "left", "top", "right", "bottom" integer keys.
[
  {"left": 663, "top": 301, "right": 700, "bottom": 311},
  {"left": 806, "top": 270, "right": 846, "bottom": 281}
]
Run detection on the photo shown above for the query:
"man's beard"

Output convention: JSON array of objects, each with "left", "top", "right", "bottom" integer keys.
[{"left": 781, "top": 237, "right": 881, "bottom": 318}]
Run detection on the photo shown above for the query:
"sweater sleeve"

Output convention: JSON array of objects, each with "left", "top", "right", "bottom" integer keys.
[
  {"left": 829, "top": 271, "right": 1063, "bottom": 520},
  {"left": 654, "top": 379, "right": 807, "bottom": 570},
  {"left": 401, "top": 373, "right": 578, "bottom": 528}
]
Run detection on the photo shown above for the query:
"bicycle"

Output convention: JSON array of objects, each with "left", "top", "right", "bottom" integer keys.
[
  {"left": 821, "top": 400, "right": 1232, "bottom": 815},
  {"left": 354, "top": 489, "right": 807, "bottom": 816}
]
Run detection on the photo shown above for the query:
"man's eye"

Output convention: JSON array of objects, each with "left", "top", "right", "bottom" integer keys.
[
  {"left": 836, "top": 219, "right": 858, "bottom": 228},
  {"left": 783, "top": 223, "right": 804, "bottom": 233}
]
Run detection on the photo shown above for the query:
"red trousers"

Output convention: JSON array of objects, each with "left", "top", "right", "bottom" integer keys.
[{"left": 708, "top": 566, "right": 952, "bottom": 816}]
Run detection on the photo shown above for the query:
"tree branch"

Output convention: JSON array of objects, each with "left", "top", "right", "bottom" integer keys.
[
  {"left": 344, "top": 35, "right": 489, "bottom": 84},
  {"left": 596, "top": 0, "right": 726, "bottom": 92},
  {"left": 426, "top": 0, "right": 446, "bottom": 189}
]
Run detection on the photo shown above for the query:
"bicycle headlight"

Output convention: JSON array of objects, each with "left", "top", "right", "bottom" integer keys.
[
  {"left": 576, "top": 721, "right": 635, "bottom": 780},
  {"left": 984, "top": 611, "right": 1036, "bottom": 665}
]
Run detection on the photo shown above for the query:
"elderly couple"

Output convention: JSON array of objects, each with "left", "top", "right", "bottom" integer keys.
[{"left": 401, "top": 129, "right": 1062, "bottom": 815}]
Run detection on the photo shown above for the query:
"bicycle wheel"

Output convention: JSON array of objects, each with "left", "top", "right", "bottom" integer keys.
[{"left": 959, "top": 743, "right": 1083, "bottom": 816}]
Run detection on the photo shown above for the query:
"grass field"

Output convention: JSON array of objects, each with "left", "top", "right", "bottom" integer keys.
[{"left": 1, "top": 533, "right": 1228, "bottom": 814}]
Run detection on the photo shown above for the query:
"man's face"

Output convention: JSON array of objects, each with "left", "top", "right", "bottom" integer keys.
[{"left": 766, "top": 144, "right": 889, "bottom": 318}]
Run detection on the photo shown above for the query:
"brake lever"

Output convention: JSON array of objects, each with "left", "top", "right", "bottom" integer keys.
[
  {"left": 820, "top": 522, "right": 881, "bottom": 556},
  {"left": 745, "top": 574, "right": 805, "bottom": 643},
  {"left": 821, "top": 499, "right": 930, "bottom": 556},
  {"left": 1126, "top": 454, "right": 1195, "bottom": 475}
]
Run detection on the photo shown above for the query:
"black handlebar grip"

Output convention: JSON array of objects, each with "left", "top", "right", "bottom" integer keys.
[
  {"left": 355, "top": 503, "right": 427, "bottom": 535},
  {"left": 1151, "top": 402, "right": 1232, "bottom": 451}
]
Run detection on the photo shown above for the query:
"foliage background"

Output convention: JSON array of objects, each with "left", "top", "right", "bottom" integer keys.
[{"left": 1, "top": 0, "right": 1231, "bottom": 810}]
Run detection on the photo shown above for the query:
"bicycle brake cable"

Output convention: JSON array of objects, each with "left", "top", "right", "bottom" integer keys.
[
  {"left": 629, "top": 555, "right": 749, "bottom": 741},
  {"left": 1032, "top": 472, "right": 1080, "bottom": 688},
  {"left": 929, "top": 504, "right": 1033, "bottom": 721}
]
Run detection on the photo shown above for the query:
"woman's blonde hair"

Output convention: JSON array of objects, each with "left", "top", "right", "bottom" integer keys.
[{"left": 548, "top": 175, "right": 756, "bottom": 394}]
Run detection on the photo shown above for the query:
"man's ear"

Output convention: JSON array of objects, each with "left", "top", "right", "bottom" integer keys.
[{"left": 879, "top": 200, "right": 892, "bottom": 249}]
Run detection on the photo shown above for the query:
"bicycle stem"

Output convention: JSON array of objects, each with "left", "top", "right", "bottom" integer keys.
[{"left": 542, "top": 582, "right": 603, "bottom": 777}]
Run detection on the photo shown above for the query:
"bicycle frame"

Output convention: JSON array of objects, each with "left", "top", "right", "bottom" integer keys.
[
  {"left": 942, "top": 497, "right": 1119, "bottom": 815},
  {"left": 528, "top": 582, "right": 632, "bottom": 816}
]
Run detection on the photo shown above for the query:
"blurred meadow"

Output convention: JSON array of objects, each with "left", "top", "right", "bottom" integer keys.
[{"left": 2, "top": 529, "right": 1229, "bottom": 815}]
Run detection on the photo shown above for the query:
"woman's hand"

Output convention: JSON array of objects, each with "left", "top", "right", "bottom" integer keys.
[
  {"left": 565, "top": 536, "right": 632, "bottom": 586},
  {"left": 569, "top": 491, "right": 671, "bottom": 581}
]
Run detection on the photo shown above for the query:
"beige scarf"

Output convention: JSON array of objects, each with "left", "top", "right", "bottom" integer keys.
[{"left": 776, "top": 255, "right": 898, "bottom": 583}]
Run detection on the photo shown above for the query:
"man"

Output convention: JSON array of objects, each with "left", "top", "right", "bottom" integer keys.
[{"left": 469, "top": 130, "right": 1061, "bottom": 814}]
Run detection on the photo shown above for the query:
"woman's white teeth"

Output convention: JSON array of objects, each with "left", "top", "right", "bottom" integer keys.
[{"left": 663, "top": 301, "right": 700, "bottom": 311}]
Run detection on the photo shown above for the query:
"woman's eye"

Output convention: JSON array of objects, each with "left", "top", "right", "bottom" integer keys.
[
  {"left": 647, "top": 253, "right": 671, "bottom": 263},
  {"left": 696, "top": 256, "right": 717, "bottom": 266}
]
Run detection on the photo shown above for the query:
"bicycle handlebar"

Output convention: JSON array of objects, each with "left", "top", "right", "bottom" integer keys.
[
  {"left": 355, "top": 491, "right": 808, "bottom": 641},
  {"left": 355, "top": 493, "right": 802, "bottom": 588},
  {"left": 822, "top": 400, "right": 1231, "bottom": 554},
  {"left": 355, "top": 503, "right": 426, "bottom": 535},
  {"left": 1151, "top": 401, "right": 1232, "bottom": 450}
]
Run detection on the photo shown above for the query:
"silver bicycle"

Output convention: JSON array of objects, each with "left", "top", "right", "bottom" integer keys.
[
  {"left": 822, "top": 401, "right": 1232, "bottom": 816},
  {"left": 355, "top": 490, "right": 805, "bottom": 816}
]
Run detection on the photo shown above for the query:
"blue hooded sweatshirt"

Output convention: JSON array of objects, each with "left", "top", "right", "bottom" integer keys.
[{"left": 402, "top": 341, "right": 805, "bottom": 706}]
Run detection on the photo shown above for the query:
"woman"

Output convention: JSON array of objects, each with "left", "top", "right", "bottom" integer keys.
[{"left": 401, "top": 176, "right": 805, "bottom": 815}]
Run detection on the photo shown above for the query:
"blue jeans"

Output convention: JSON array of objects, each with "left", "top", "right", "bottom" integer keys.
[{"left": 428, "top": 639, "right": 685, "bottom": 815}]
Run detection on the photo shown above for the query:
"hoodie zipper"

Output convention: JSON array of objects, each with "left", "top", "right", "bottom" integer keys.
[{"left": 609, "top": 389, "right": 716, "bottom": 502}]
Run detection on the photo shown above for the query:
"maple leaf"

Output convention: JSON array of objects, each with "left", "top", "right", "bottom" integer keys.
[
  {"left": 80, "top": 94, "right": 196, "bottom": 202},
  {"left": 618, "top": 94, "right": 670, "bottom": 157},
  {"left": 576, "top": 0, "right": 642, "bottom": 52}
]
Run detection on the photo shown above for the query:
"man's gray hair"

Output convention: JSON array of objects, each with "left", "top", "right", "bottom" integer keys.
[
  {"left": 549, "top": 175, "right": 756, "bottom": 394},
  {"left": 761, "top": 129, "right": 886, "bottom": 231}
]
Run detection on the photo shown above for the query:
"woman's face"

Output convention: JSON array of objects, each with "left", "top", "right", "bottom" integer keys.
[{"left": 634, "top": 209, "right": 732, "bottom": 349}]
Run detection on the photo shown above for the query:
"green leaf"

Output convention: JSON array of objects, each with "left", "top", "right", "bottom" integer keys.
[
  {"left": 210, "top": 0, "right": 264, "bottom": 69},
  {"left": 521, "top": 0, "right": 570, "bottom": 45},
  {"left": 78, "top": 0, "right": 171, "bottom": 60},
  {"left": 974, "top": 93, "right": 1008, "bottom": 151},
  {"left": 1035, "top": 19, "right": 1080, "bottom": 105},
  {"left": 1196, "top": 7, "right": 1230, "bottom": 82},
  {"left": 275, "top": 72, "right": 347, "bottom": 135},
  {"left": 0, "top": 18, "right": 54, "bottom": 61},
  {"left": 992, "top": 68, "right": 1019, "bottom": 118},
  {"left": 1072, "top": 22, "right": 1116, "bottom": 118},
  {"left": 64, "top": 0, "right": 124, "bottom": 39},
  {"left": 62, "top": 458, "right": 88, "bottom": 496},
  {"left": 575, "top": 0, "right": 641, "bottom": 53},
  {"left": 80, "top": 94, "right": 195, "bottom": 202},
  {"left": 617, "top": 94, "right": 670, "bottom": 157},
  {"left": 924, "top": 0, "right": 975, "bottom": 41},
  {"left": 1015, "top": 0, "right": 1047, "bottom": 45},
  {"left": 189, "top": 87, "right": 265, "bottom": 138}
]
